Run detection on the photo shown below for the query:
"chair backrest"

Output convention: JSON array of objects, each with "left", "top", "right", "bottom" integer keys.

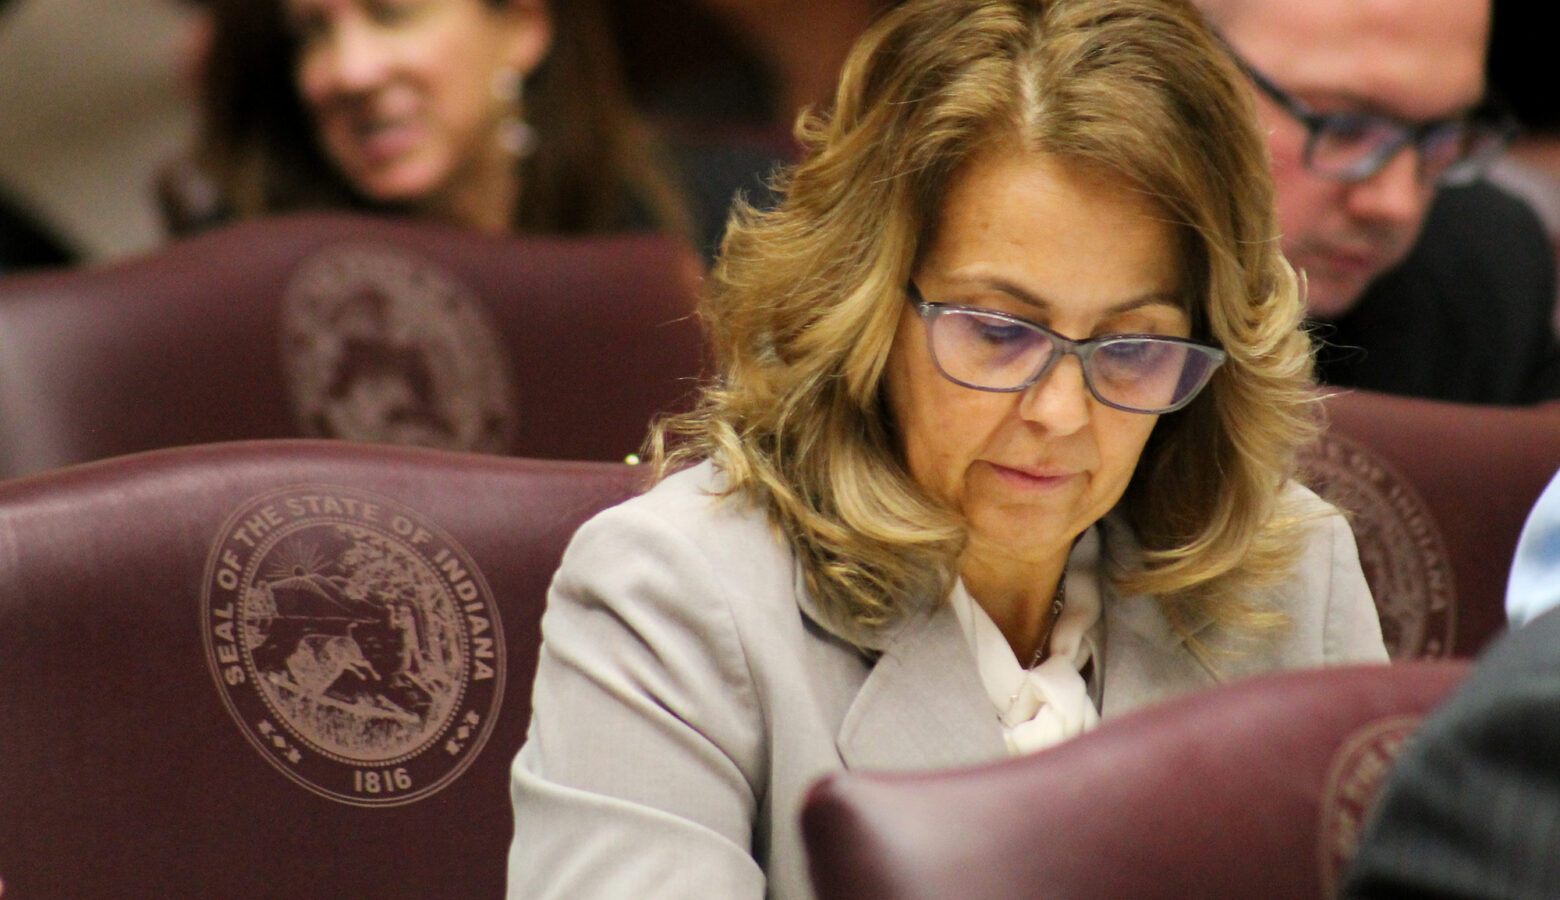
[
  {"left": 0, "top": 212, "right": 705, "bottom": 478},
  {"left": 1303, "top": 390, "right": 1560, "bottom": 659},
  {"left": 0, "top": 440, "right": 642, "bottom": 899},
  {"left": 802, "top": 661, "right": 1469, "bottom": 900}
]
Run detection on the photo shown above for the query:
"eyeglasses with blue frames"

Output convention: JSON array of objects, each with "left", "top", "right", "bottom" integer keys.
[
  {"left": 1224, "top": 42, "right": 1517, "bottom": 187},
  {"left": 907, "top": 283, "right": 1227, "bottom": 415}
]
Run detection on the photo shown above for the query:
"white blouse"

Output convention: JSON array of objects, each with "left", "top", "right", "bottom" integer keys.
[{"left": 949, "top": 527, "right": 1104, "bottom": 755}]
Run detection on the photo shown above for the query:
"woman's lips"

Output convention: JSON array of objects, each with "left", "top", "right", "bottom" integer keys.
[
  {"left": 987, "top": 461, "right": 1080, "bottom": 490},
  {"left": 341, "top": 116, "right": 421, "bottom": 167}
]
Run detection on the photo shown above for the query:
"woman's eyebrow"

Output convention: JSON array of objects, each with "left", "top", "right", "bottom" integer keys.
[{"left": 941, "top": 275, "right": 1183, "bottom": 316}]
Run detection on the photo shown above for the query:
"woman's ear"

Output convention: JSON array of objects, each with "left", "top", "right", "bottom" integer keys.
[{"left": 498, "top": 0, "right": 553, "bottom": 76}]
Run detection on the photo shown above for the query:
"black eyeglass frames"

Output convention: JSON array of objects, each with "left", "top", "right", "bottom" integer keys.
[{"left": 1223, "top": 41, "right": 1517, "bottom": 186}]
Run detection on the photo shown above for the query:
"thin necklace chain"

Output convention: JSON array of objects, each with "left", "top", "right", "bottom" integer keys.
[{"left": 1026, "top": 576, "right": 1068, "bottom": 669}]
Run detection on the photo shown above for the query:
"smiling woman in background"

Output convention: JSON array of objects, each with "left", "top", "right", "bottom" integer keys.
[
  {"left": 162, "top": 0, "right": 700, "bottom": 242},
  {"left": 508, "top": 0, "right": 1388, "bottom": 896}
]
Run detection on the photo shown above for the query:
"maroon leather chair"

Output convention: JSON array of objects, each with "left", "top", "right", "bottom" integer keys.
[
  {"left": 803, "top": 661, "right": 1469, "bottom": 900},
  {"left": 1304, "top": 390, "right": 1560, "bottom": 658},
  {"left": 0, "top": 212, "right": 705, "bottom": 478},
  {"left": 0, "top": 440, "right": 642, "bottom": 898}
]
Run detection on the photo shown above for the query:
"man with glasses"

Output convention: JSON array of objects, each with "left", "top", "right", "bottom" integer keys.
[{"left": 1199, "top": 0, "right": 1560, "bottom": 404}]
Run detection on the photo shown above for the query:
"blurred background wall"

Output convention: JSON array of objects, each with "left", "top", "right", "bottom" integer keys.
[{"left": 0, "top": 0, "right": 199, "bottom": 262}]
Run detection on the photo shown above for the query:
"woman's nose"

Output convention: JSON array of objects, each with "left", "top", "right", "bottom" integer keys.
[
  {"left": 308, "top": 20, "right": 392, "bottom": 96},
  {"left": 1017, "top": 354, "right": 1092, "bottom": 435}
]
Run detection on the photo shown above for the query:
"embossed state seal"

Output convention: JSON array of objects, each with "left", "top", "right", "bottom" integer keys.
[
  {"left": 202, "top": 485, "right": 503, "bottom": 806},
  {"left": 281, "top": 243, "right": 517, "bottom": 453},
  {"left": 1299, "top": 432, "right": 1456, "bottom": 659},
  {"left": 1318, "top": 715, "right": 1422, "bottom": 895}
]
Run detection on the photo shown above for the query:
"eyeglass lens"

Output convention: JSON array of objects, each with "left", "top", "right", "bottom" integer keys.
[
  {"left": 1308, "top": 113, "right": 1510, "bottom": 185},
  {"left": 926, "top": 307, "right": 1222, "bottom": 413}
]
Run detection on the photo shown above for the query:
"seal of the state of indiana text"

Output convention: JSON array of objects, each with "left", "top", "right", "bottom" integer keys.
[{"left": 202, "top": 484, "right": 503, "bottom": 806}]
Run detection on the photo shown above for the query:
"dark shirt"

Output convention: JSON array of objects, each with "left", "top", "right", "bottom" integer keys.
[
  {"left": 1344, "top": 605, "right": 1560, "bottom": 898},
  {"left": 0, "top": 193, "right": 75, "bottom": 274},
  {"left": 667, "top": 135, "right": 787, "bottom": 264},
  {"left": 1313, "top": 182, "right": 1560, "bottom": 405},
  {"left": 155, "top": 138, "right": 786, "bottom": 268}
]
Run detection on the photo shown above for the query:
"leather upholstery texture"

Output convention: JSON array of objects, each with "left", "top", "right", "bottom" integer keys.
[
  {"left": 1305, "top": 391, "right": 1560, "bottom": 657},
  {"left": 0, "top": 439, "right": 643, "bottom": 898},
  {"left": 803, "top": 661, "right": 1468, "bottom": 900},
  {"left": 0, "top": 212, "right": 704, "bottom": 477}
]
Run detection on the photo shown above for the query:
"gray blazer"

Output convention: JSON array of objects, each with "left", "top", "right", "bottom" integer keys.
[{"left": 508, "top": 461, "right": 1388, "bottom": 899}]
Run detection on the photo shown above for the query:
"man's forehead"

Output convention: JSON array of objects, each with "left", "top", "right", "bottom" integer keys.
[{"left": 1214, "top": 0, "right": 1490, "bottom": 119}]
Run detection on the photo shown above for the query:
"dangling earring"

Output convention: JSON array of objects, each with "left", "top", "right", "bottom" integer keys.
[{"left": 492, "top": 66, "right": 538, "bottom": 158}]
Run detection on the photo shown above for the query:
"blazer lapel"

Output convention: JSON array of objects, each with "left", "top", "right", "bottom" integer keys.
[
  {"left": 790, "top": 558, "right": 1005, "bottom": 772},
  {"left": 805, "top": 511, "right": 1226, "bottom": 768},
  {"left": 834, "top": 600, "right": 1007, "bottom": 773},
  {"left": 1097, "top": 593, "right": 1217, "bottom": 716},
  {"left": 1094, "top": 516, "right": 1222, "bottom": 718}
]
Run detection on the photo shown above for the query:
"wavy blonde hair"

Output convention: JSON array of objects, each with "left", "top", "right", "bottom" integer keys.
[{"left": 653, "top": 0, "right": 1317, "bottom": 640}]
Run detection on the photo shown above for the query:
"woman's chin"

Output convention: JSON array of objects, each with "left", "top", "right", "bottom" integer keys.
[
  {"left": 351, "top": 178, "right": 439, "bottom": 209},
  {"left": 338, "top": 158, "right": 449, "bottom": 211}
]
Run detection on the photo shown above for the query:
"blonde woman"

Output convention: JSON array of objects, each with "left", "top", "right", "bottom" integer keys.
[{"left": 510, "top": 0, "right": 1387, "bottom": 895}]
